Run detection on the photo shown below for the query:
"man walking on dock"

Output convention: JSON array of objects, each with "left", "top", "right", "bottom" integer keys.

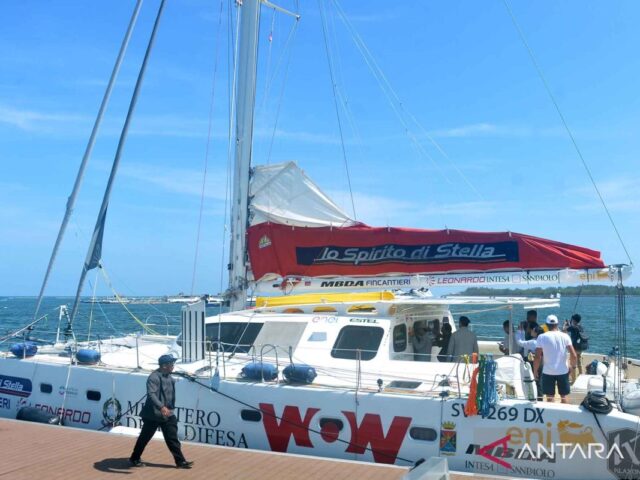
[{"left": 129, "top": 354, "right": 193, "bottom": 469}]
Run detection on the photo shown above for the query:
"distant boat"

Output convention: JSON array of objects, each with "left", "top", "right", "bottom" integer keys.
[{"left": 165, "top": 294, "right": 203, "bottom": 304}]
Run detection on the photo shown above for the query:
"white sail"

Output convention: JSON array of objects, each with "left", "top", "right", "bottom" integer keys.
[{"left": 250, "top": 161, "right": 358, "bottom": 227}]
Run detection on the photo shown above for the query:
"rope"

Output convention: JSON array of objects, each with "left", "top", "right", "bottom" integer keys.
[
  {"left": 479, "top": 355, "right": 498, "bottom": 416},
  {"left": 265, "top": 16, "right": 299, "bottom": 164},
  {"left": 174, "top": 371, "right": 416, "bottom": 465},
  {"left": 190, "top": 0, "right": 225, "bottom": 296},
  {"left": 99, "top": 266, "right": 159, "bottom": 335},
  {"left": 571, "top": 283, "right": 584, "bottom": 315},
  {"left": 330, "top": 0, "right": 484, "bottom": 203},
  {"left": 502, "top": 0, "right": 633, "bottom": 266},
  {"left": 86, "top": 269, "right": 100, "bottom": 342},
  {"left": 318, "top": 0, "right": 357, "bottom": 220},
  {"left": 464, "top": 366, "right": 480, "bottom": 416}
]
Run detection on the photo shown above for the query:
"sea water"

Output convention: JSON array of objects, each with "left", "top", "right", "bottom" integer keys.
[{"left": 0, "top": 295, "right": 638, "bottom": 358}]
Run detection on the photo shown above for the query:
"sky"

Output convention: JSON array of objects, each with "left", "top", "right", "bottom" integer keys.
[{"left": 1, "top": 0, "right": 639, "bottom": 297}]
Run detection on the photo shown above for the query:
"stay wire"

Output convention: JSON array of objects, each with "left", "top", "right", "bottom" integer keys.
[
  {"left": 503, "top": 0, "right": 633, "bottom": 266},
  {"left": 265, "top": 16, "right": 300, "bottom": 164},
  {"left": 318, "top": 0, "right": 357, "bottom": 221},
  {"left": 331, "top": 0, "right": 484, "bottom": 201},
  {"left": 190, "top": 0, "right": 226, "bottom": 296}
]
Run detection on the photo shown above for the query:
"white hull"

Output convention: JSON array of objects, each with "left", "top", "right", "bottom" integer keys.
[{"left": 1, "top": 349, "right": 639, "bottom": 480}]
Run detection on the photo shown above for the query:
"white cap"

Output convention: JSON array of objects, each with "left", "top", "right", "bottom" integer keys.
[{"left": 546, "top": 314, "right": 559, "bottom": 325}]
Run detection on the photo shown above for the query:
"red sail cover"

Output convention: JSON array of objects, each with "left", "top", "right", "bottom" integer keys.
[{"left": 248, "top": 223, "right": 605, "bottom": 281}]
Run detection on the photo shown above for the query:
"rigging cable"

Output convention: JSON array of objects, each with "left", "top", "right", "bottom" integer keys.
[
  {"left": 318, "top": 0, "right": 357, "bottom": 220},
  {"left": 190, "top": 0, "right": 226, "bottom": 296},
  {"left": 33, "top": 0, "right": 144, "bottom": 320},
  {"left": 99, "top": 265, "right": 159, "bottom": 335},
  {"left": 503, "top": 0, "right": 633, "bottom": 266},
  {"left": 330, "top": 0, "right": 484, "bottom": 202},
  {"left": 174, "top": 371, "right": 416, "bottom": 465},
  {"left": 265, "top": 15, "right": 300, "bottom": 164}
]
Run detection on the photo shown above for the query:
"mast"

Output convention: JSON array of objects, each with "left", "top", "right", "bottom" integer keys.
[
  {"left": 32, "top": 0, "right": 143, "bottom": 320},
  {"left": 227, "top": 0, "right": 261, "bottom": 311},
  {"left": 68, "top": 0, "right": 167, "bottom": 326}
]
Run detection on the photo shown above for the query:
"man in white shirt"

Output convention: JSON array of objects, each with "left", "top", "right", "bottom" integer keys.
[{"left": 534, "top": 314, "right": 577, "bottom": 403}]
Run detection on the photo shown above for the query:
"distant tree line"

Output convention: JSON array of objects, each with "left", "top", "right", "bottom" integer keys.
[{"left": 455, "top": 285, "right": 640, "bottom": 296}]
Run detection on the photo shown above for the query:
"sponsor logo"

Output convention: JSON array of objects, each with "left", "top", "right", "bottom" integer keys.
[
  {"left": 122, "top": 401, "right": 248, "bottom": 448},
  {"left": 465, "top": 460, "right": 557, "bottom": 478},
  {"left": 318, "top": 279, "right": 412, "bottom": 289},
  {"left": 440, "top": 421, "right": 456, "bottom": 455},
  {"left": 297, "top": 242, "right": 519, "bottom": 267},
  {"left": 260, "top": 403, "right": 411, "bottom": 464},
  {"left": 467, "top": 420, "right": 631, "bottom": 477},
  {"left": 258, "top": 235, "right": 272, "bottom": 249},
  {"left": 349, "top": 318, "right": 377, "bottom": 324},
  {"left": 607, "top": 428, "right": 640, "bottom": 480},
  {"left": 59, "top": 385, "right": 78, "bottom": 396},
  {"left": 0, "top": 375, "right": 32, "bottom": 398},
  {"left": 33, "top": 403, "right": 91, "bottom": 424},
  {"left": 102, "top": 397, "right": 122, "bottom": 426}
]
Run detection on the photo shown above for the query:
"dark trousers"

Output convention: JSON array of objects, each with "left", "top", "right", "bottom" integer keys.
[{"left": 131, "top": 416, "right": 186, "bottom": 464}]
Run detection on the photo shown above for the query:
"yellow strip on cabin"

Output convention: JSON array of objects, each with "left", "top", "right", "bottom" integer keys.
[{"left": 256, "top": 291, "right": 395, "bottom": 307}]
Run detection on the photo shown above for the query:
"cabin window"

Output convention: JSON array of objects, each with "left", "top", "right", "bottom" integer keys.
[
  {"left": 388, "top": 380, "right": 422, "bottom": 389},
  {"left": 283, "top": 308, "right": 304, "bottom": 314},
  {"left": 409, "top": 427, "right": 437, "bottom": 441},
  {"left": 392, "top": 324, "right": 407, "bottom": 352},
  {"left": 86, "top": 390, "right": 101, "bottom": 401},
  {"left": 307, "top": 332, "right": 327, "bottom": 342},
  {"left": 319, "top": 417, "right": 344, "bottom": 431},
  {"left": 347, "top": 305, "right": 377, "bottom": 314},
  {"left": 40, "top": 383, "right": 53, "bottom": 394},
  {"left": 206, "top": 322, "right": 263, "bottom": 353},
  {"left": 331, "top": 326, "right": 384, "bottom": 361},
  {"left": 241, "top": 409, "right": 262, "bottom": 422},
  {"left": 313, "top": 306, "right": 337, "bottom": 313}
]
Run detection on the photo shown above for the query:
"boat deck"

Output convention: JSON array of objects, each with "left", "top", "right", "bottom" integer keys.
[{"left": 0, "top": 418, "right": 506, "bottom": 479}]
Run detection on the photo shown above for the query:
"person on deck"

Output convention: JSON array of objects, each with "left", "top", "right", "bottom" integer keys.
[
  {"left": 436, "top": 323, "right": 453, "bottom": 362},
  {"left": 534, "top": 315, "right": 577, "bottom": 403},
  {"left": 517, "top": 325, "right": 545, "bottom": 400},
  {"left": 499, "top": 320, "right": 519, "bottom": 355},
  {"left": 565, "top": 313, "right": 588, "bottom": 382},
  {"left": 525, "top": 310, "right": 540, "bottom": 337},
  {"left": 411, "top": 322, "right": 434, "bottom": 361},
  {"left": 448, "top": 316, "right": 479, "bottom": 361},
  {"left": 129, "top": 355, "right": 194, "bottom": 469}
]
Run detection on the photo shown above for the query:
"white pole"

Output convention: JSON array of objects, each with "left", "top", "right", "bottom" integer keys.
[{"left": 228, "top": 0, "right": 261, "bottom": 312}]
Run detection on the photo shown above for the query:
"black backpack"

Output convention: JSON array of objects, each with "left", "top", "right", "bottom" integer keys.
[{"left": 574, "top": 327, "right": 589, "bottom": 351}]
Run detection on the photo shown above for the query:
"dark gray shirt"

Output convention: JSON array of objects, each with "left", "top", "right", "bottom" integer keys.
[
  {"left": 148, "top": 370, "right": 175, "bottom": 409},
  {"left": 141, "top": 370, "right": 176, "bottom": 421}
]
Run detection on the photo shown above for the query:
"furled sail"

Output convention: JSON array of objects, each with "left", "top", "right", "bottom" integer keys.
[
  {"left": 246, "top": 162, "right": 630, "bottom": 290},
  {"left": 250, "top": 162, "right": 359, "bottom": 227},
  {"left": 247, "top": 223, "right": 606, "bottom": 281}
]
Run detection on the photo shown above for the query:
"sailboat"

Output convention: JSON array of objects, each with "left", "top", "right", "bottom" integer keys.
[{"left": 1, "top": 1, "right": 639, "bottom": 479}]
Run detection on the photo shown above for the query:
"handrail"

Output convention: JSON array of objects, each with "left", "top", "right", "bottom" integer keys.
[{"left": 259, "top": 344, "right": 279, "bottom": 382}]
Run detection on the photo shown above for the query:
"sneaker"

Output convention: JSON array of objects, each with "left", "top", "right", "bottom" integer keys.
[
  {"left": 129, "top": 458, "right": 145, "bottom": 467},
  {"left": 176, "top": 460, "right": 194, "bottom": 469}
]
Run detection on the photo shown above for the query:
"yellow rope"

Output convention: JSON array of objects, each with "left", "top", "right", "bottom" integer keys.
[{"left": 99, "top": 265, "right": 160, "bottom": 335}]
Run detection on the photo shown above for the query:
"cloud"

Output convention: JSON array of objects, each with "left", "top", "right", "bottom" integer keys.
[
  {"left": 327, "top": 189, "right": 497, "bottom": 227},
  {"left": 425, "top": 122, "right": 572, "bottom": 139},
  {"left": 569, "top": 176, "right": 640, "bottom": 213},
  {"left": 118, "top": 162, "right": 229, "bottom": 201},
  {"left": 0, "top": 105, "right": 88, "bottom": 132}
]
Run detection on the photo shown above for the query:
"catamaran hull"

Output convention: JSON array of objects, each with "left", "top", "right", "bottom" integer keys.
[{"left": 0, "top": 359, "right": 639, "bottom": 480}]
